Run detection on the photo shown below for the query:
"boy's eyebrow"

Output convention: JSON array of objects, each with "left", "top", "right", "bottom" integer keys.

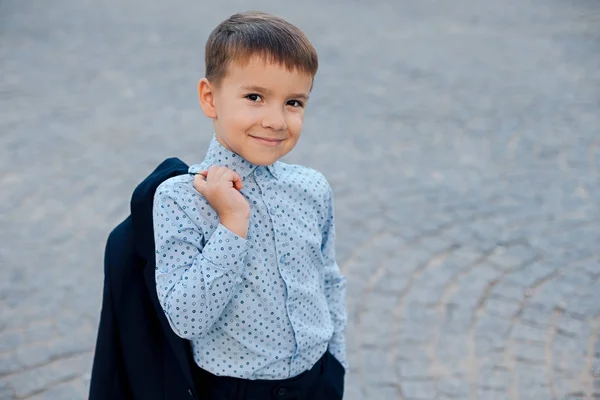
[{"left": 240, "top": 85, "right": 309, "bottom": 100}]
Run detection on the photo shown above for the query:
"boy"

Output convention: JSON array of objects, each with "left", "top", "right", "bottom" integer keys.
[{"left": 153, "top": 11, "right": 347, "bottom": 400}]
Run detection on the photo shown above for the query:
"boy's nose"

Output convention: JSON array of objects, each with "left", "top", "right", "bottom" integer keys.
[{"left": 261, "top": 109, "right": 287, "bottom": 131}]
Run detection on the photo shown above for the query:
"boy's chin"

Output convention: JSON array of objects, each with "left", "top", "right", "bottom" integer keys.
[
  {"left": 245, "top": 154, "right": 280, "bottom": 166},
  {"left": 241, "top": 147, "right": 288, "bottom": 166}
]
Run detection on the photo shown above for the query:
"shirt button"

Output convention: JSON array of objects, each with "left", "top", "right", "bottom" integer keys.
[
  {"left": 269, "top": 207, "right": 277, "bottom": 215},
  {"left": 289, "top": 304, "right": 295, "bottom": 313},
  {"left": 255, "top": 168, "right": 263, "bottom": 176},
  {"left": 279, "top": 255, "right": 286, "bottom": 263},
  {"left": 277, "top": 388, "right": 287, "bottom": 397}
]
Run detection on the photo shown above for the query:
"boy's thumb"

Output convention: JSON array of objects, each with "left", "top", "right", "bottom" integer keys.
[{"left": 193, "top": 175, "right": 207, "bottom": 194}]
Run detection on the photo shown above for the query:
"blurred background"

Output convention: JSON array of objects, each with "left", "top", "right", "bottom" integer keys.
[{"left": 1, "top": 0, "right": 599, "bottom": 399}]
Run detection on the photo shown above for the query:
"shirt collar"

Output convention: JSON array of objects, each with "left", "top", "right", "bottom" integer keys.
[{"left": 189, "top": 135, "right": 280, "bottom": 180}]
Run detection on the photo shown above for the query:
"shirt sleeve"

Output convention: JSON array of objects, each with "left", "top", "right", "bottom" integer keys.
[
  {"left": 321, "top": 184, "right": 348, "bottom": 370},
  {"left": 153, "top": 181, "right": 249, "bottom": 340}
]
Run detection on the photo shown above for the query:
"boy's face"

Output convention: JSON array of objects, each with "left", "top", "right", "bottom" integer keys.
[{"left": 199, "top": 56, "right": 313, "bottom": 166}]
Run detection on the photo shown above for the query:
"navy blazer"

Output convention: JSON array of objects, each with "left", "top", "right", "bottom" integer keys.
[{"left": 89, "top": 158, "right": 201, "bottom": 400}]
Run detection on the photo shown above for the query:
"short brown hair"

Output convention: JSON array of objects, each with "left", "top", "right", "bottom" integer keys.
[{"left": 205, "top": 11, "right": 318, "bottom": 85}]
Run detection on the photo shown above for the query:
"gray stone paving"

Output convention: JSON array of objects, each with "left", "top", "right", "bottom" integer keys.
[{"left": 1, "top": 0, "right": 599, "bottom": 398}]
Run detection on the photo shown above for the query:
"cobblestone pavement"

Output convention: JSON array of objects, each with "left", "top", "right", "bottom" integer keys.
[{"left": 1, "top": 0, "right": 600, "bottom": 399}]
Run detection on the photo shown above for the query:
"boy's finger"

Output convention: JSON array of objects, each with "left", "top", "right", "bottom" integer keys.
[
  {"left": 223, "top": 169, "right": 244, "bottom": 190},
  {"left": 233, "top": 178, "right": 243, "bottom": 190},
  {"left": 193, "top": 174, "right": 207, "bottom": 194},
  {"left": 207, "top": 165, "right": 222, "bottom": 180},
  {"left": 232, "top": 172, "right": 243, "bottom": 190}
]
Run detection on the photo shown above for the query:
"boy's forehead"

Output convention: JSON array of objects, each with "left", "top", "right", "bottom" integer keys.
[{"left": 222, "top": 55, "right": 313, "bottom": 91}]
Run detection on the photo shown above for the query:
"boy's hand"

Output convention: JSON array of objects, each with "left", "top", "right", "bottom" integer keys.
[{"left": 194, "top": 166, "right": 250, "bottom": 238}]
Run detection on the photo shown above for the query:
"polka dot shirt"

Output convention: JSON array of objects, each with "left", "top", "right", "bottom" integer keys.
[{"left": 153, "top": 136, "right": 347, "bottom": 380}]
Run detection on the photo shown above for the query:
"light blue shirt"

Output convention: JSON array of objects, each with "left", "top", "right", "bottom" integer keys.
[{"left": 153, "top": 136, "right": 347, "bottom": 380}]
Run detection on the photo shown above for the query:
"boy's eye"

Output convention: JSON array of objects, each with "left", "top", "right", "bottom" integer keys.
[
  {"left": 245, "top": 94, "right": 262, "bottom": 102},
  {"left": 287, "top": 100, "right": 304, "bottom": 108}
]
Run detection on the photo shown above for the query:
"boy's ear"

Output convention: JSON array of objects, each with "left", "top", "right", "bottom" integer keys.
[{"left": 198, "top": 78, "right": 217, "bottom": 119}]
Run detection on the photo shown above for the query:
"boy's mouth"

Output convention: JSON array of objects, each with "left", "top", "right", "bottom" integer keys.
[{"left": 250, "top": 135, "right": 284, "bottom": 147}]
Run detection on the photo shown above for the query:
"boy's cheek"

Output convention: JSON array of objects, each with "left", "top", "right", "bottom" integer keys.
[
  {"left": 224, "top": 109, "right": 255, "bottom": 129},
  {"left": 289, "top": 113, "right": 305, "bottom": 130}
]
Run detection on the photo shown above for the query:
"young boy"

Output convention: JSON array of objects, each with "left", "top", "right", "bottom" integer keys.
[{"left": 153, "top": 11, "right": 347, "bottom": 400}]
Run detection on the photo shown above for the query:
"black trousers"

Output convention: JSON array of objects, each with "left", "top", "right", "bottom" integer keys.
[{"left": 192, "top": 352, "right": 345, "bottom": 400}]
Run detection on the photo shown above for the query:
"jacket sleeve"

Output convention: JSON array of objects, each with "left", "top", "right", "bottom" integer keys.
[
  {"left": 153, "top": 182, "right": 250, "bottom": 340},
  {"left": 89, "top": 226, "right": 133, "bottom": 400},
  {"left": 321, "top": 185, "right": 348, "bottom": 371}
]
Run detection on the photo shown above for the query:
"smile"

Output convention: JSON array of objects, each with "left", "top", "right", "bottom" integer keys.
[{"left": 250, "top": 136, "right": 284, "bottom": 147}]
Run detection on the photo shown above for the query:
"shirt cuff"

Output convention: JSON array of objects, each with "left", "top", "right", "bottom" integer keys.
[
  {"left": 201, "top": 224, "right": 249, "bottom": 274},
  {"left": 328, "top": 335, "right": 348, "bottom": 371}
]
